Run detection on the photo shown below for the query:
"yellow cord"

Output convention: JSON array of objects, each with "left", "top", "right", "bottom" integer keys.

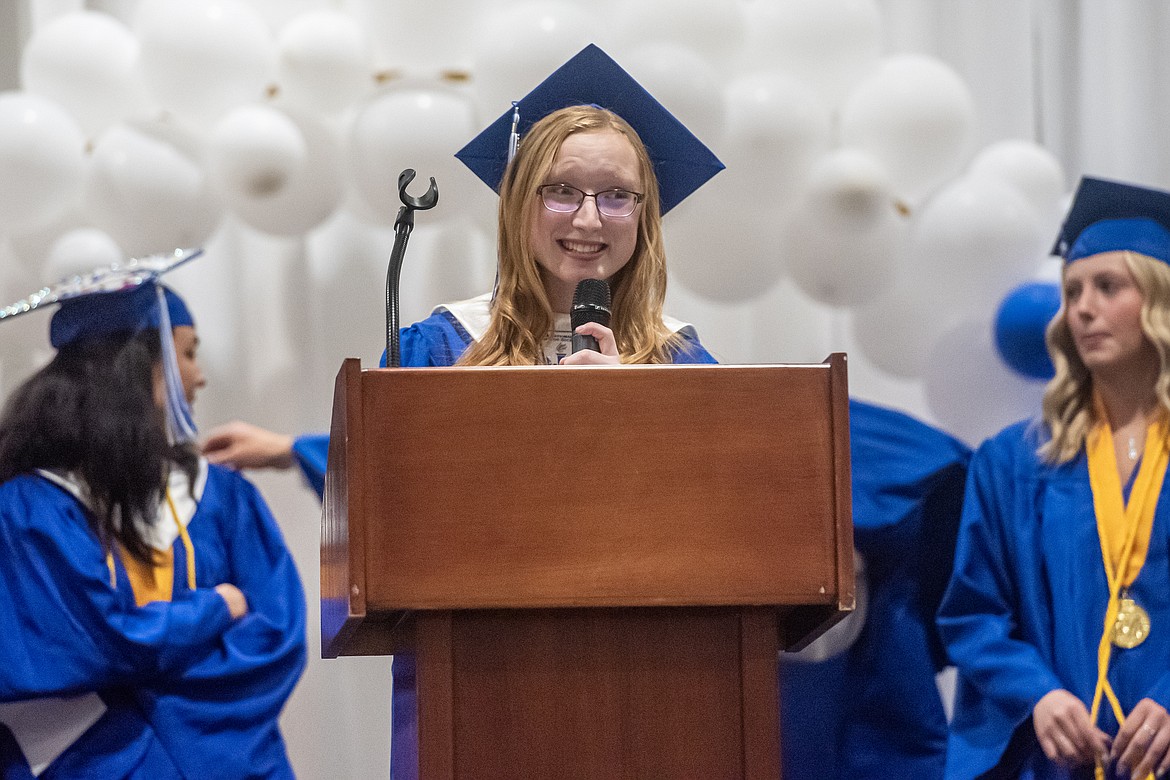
[
  {"left": 165, "top": 488, "right": 197, "bottom": 591},
  {"left": 1086, "top": 406, "right": 1169, "bottom": 780}
]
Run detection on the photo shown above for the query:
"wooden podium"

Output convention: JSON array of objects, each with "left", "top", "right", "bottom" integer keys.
[{"left": 321, "top": 356, "right": 854, "bottom": 780}]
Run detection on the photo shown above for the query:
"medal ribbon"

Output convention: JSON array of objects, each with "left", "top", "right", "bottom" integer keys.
[{"left": 1086, "top": 395, "right": 1169, "bottom": 778}]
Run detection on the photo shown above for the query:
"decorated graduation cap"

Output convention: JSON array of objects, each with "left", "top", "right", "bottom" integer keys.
[
  {"left": 1, "top": 248, "right": 203, "bottom": 444},
  {"left": 1053, "top": 176, "right": 1170, "bottom": 264},
  {"left": 48, "top": 280, "right": 194, "bottom": 348},
  {"left": 455, "top": 43, "right": 724, "bottom": 215}
]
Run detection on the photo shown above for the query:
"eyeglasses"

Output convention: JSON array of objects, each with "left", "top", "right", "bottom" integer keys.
[{"left": 537, "top": 184, "right": 644, "bottom": 218}]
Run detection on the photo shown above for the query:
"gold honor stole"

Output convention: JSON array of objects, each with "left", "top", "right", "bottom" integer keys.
[
  {"left": 104, "top": 490, "right": 196, "bottom": 605},
  {"left": 1086, "top": 398, "right": 1170, "bottom": 780}
]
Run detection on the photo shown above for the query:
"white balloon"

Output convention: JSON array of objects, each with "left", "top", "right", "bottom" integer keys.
[
  {"left": 722, "top": 70, "right": 833, "bottom": 204},
  {"left": 804, "top": 150, "right": 897, "bottom": 231},
  {"left": 840, "top": 55, "right": 977, "bottom": 201},
  {"left": 471, "top": 2, "right": 598, "bottom": 117},
  {"left": 968, "top": 139, "right": 1066, "bottom": 228},
  {"left": 45, "top": 228, "right": 125, "bottom": 280},
  {"left": 276, "top": 11, "right": 372, "bottom": 115},
  {"left": 0, "top": 92, "right": 87, "bottom": 235},
  {"left": 741, "top": 0, "right": 882, "bottom": 107},
  {"left": 238, "top": 0, "right": 324, "bottom": 32},
  {"left": 135, "top": 0, "right": 276, "bottom": 127},
  {"left": 612, "top": 0, "right": 747, "bottom": 73},
  {"left": 850, "top": 281, "right": 959, "bottom": 379},
  {"left": 348, "top": 87, "right": 478, "bottom": 226},
  {"left": 225, "top": 107, "right": 344, "bottom": 236},
  {"left": 622, "top": 43, "right": 725, "bottom": 145},
  {"left": 666, "top": 170, "right": 788, "bottom": 303},
  {"left": 907, "top": 174, "right": 1047, "bottom": 317},
  {"left": 20, "top": 11, "right": 149, "bottom": 138},
  {"left": 784, "top": 149, "right": 906, "bottom": 306},
  {"left": 922, "top": 317, "right": 1044, "bottom": 446},
  {"left": 4, "top": 209, "right": 87, "bottom": 273},
  {"left": 84, "top": 119, "right": 223, "bottom": 256},
  {"left": 208, "top": 105, "right": 307, "bottom": 199},
  {"left": 359, "top": 0, "right": 481, "bottom": 76}
]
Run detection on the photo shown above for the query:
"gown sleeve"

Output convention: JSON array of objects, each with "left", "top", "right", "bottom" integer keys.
[
  {"left": 135, "top": 466, "right": 306, "bottom": 779},
  {"left": 0, "top": 477, "right": 234, "bottom": 702},
  {"left": 291, "top": 434, "right": 328, "bottom": 497}
]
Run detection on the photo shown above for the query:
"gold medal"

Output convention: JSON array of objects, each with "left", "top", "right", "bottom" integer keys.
[{"left": 1112, "top": 597, "right": 1151, "bottom": 649}]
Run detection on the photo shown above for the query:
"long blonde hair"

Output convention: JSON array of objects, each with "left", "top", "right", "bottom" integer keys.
[
  {"left": 458, "top": 105, "right": 683, "bottom": 366},
  {"left": 1040, "top": 251, "right": 1170, "bottom": 462}
]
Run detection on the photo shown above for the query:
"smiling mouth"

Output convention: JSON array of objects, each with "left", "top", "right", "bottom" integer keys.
[
  {"left": 559, "top": 239, "right": 606, "bottom": 255},
  {"left": 1078, "top": 333, "right": 1108, "bottom": 348}
]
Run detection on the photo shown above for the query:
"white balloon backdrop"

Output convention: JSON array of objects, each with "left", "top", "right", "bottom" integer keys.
[
  {"left": 83, "top": 118, "right": 223, "bottom": 256},
  {"left": 0, "top": 91, "right": 86, "bottom": 234},
  {"left": 0, "top": 5, "right": 1096, "bottom": 391},
  {"left": 6, "top": 1, "right": 1150, "bottom": 776},
  {"left": 44, "top": 227, "right": 124, "bottom": 279},
  {"left": 20, "top": 10, "right": 148, "bottom": 137},
  {"left": 274, "top": 10, "right": 372, "bottom": 115},
  {"left": 903, "top": 174, "right": 1047, "bottom": 316},
  {"left": 208, "top": 104, "right": 307, "bottom": 199},
  {"left": 220, "top": 106, "right": 343, "bottom": 236},
  {"left": 741, "top": 0, "right": 882, "bottom": 105},
  {"left": 347, "top": 86, "right": 480, "bottom": 224},
  {"left": 839, "top": 54, "right": 977, "bottom": 201},
  {"left": 134, "top": 0, "right": 276, "bottom": 128},
  {"left": 784, "top": 149, "right": 905, "bottom": 306}
]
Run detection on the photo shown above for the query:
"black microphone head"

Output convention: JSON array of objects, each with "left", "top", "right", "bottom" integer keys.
[{"left": 571, "top": 279, "right": 611, "bottom": 330}]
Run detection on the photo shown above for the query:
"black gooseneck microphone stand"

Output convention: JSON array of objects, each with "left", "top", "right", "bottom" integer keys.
[{"left": 385, "top": 168, "right": 439, "bottom": 367}]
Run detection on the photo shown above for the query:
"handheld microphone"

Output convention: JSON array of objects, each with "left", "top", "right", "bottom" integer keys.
[{"left": 570, "top": 279, "right": 611, "bottom": 353}]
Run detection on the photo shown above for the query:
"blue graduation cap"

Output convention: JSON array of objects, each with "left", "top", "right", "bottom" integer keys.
[
  {"left": 49, "top": 280, "right": 193, "bottom": 348},
  {"left": 455, "top": 43, "right": 724, "bottom": 215},
  {"left": 1, "top": 248, "right": 203, "bottom": 443},
  {"left": 1053, "top": 176, "right": 1170, "bottom": 263}
]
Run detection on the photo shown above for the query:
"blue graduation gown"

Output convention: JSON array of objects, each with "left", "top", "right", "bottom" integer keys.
[
  {"left": 938, "top": 420, "right": 1170, "bottom": 779},
  {"left": 780, "top": 400, "right": 970, "bottom": 780},
  {"left": 292, "top": 305, "right": 716, "bottom": 780},
  {"left": 0, "top": 464, "right": 306, "bottom": 779}
]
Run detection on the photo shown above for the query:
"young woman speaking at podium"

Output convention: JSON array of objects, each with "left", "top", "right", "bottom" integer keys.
[{"left": 203, "top": 45, "right": 720, "bottom": 779}]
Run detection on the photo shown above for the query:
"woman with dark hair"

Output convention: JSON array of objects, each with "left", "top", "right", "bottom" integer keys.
[
  {"left": 0, "top": 321, "right": 198, "bottom": 565},
  {"left": 939, "top": 178, "right": 1170, "bottom": 780},
  {"left": 0, "top": 277, "right": 306, "bottom": 779}
]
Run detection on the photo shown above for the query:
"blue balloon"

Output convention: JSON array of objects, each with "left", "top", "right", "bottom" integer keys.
[{"left": 994, "top": 280, "right": 1061, "bottom": 380}]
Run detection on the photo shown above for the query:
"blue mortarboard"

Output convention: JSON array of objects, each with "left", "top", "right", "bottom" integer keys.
[
  {"left": 1053, "top": 176, "right": 1170, "bottom": 264},
  {"left": 1, "top": 248, "right": 203, "bottom": 443},
  {"left": 455, "top": 44, "right": 724, "bottom": 215},
  {"left": 49, "top": 281, "right": 193, "bottom": 348}
]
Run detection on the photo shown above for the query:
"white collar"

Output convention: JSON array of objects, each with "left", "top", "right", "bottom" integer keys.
[{"left": 37, "top": 459, "right": 208, "bottom": 552}]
